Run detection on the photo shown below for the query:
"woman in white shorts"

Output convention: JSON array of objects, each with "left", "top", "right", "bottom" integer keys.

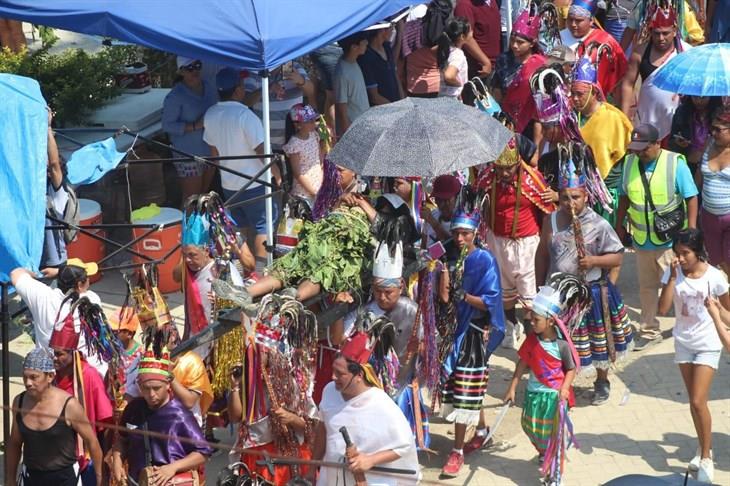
[{"left": 658, "top": 229, "right": 729, "bottom": 484}]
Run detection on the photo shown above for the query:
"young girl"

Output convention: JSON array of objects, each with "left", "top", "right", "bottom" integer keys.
[
  {"left": 437, "top": 18, "right": 471, "bottom": 98},
  {"left": 505, "top": 275, "right": 586, "bottom": 485},
  {"left": 282, "top": 104, "right": 324, "bottom": 205},
  {"left": 658, "top": 229, "right": 730, "bottom": 484}
]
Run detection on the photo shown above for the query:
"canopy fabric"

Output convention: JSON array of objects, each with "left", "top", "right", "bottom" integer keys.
[
  {"left": 0, "top": 0, "right": 414, "bottom": 70},
  {"left": 0, "top": 74, "right": 47, "bottom": 282}
]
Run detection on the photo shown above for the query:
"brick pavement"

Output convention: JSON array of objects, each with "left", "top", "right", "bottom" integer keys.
[{"left": 1, "top": 254, "right": 728, "bottom": 485}]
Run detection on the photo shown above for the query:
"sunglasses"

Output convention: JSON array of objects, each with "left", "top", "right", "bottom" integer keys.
[{"left": 182, "top": 60, "right": 202, "bottom": 72}]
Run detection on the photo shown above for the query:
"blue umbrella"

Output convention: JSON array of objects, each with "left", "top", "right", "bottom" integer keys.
[{"left": 652, "top": 43, "right": 730, "bottom": 96}]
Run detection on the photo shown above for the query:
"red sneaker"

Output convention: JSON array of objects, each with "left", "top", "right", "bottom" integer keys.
[
  {"left": 441, "top": 450, "right": 464, "bottom": 478},
  {"left": 463, "top": 428, "right": 493, "bottom": 455}
]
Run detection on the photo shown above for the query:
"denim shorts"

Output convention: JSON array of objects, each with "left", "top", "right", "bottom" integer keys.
[
  {"left": 223, "top": 186, "right": 279, "bottom": 236},
  {"left": 674, "top": 340, "right": 722, "bottom": 370}
]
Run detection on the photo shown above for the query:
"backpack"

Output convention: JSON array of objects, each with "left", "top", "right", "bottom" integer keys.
[
  {"left": 47, "top": 181, "right": 80, "bottom": 244},
  {"left": 421, "top": 0, "right": 454, "bottom": 47}
]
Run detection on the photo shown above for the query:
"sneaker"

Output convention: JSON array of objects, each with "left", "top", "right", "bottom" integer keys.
[
  {"left": 690, "top": 449, "right": 711, "bottom": 472},
  {"left": 697, "top": 457, "right": 714, "bottom": 483},
  {"left": 591, "top": 380, "right": 611, "bottom": 406},
  {"left": 441, "top": 451, "right": 464, "bottom": 478},
  {"left": 501, "top": 320, "right": 519, "bottom": 349},
  {"left": 463, "top": 428, "right": 493, "bottom": 455},
  {"left": 632, "top": 335, "right": 663, "bottom": 351}
]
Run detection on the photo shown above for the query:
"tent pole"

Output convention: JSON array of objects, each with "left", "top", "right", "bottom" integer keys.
[
  {"left": 261, "top": 71, "right": 274, "bottom": 266},
  {"left": 2, "top": 281, "right": 9, "bottom": 472}
]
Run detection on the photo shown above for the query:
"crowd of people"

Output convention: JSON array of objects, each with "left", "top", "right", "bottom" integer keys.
[{"left": 3, "top": 1, "right": 730, "bottom": 485}]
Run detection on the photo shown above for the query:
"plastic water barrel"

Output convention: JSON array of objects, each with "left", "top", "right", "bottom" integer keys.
[
  {"left": 67, "top": 199, "right": 105, "bottom": 283},
  {"left": 131, "top": 207, "right": 182, "bottom": 294}
]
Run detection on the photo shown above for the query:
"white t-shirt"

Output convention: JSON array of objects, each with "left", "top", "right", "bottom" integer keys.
[
  {"left": 439, "top": 47, "right": 468, "bottom": 98},
  {"left": 14, "top": 273, "right": 108, "bottom": 376},
  {"left": 317, "top": 383, "right": 420, "bottom": 486},
  {"left": 203, "top": 101, "right": 265, "bottom": 191},
  {"left": 661, "top": 265, "right": 729, "bottom": 351}
]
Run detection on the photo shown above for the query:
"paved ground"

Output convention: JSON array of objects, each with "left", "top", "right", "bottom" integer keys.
[{"left": 1, "top": 252, "right": 728, "bottom": 485}]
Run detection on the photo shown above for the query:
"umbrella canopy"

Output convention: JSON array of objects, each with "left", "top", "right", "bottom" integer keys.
[
  {"left": 652, "top": 43, "right": 730, "bottom": 96},
  {"left": 0, "top": 0, "right": 413, "bottom": 70},
  {"left": 328, "top": 97, "right": 513, "bottom": 178}
]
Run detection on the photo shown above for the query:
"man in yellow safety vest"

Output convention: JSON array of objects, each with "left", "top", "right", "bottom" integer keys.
[{"left": 615, "top": 124, "right": 698, "bottom": 351}]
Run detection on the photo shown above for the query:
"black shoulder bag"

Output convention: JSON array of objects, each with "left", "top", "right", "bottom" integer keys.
[{"left": 637, "top": 159, "right": 685, "bottom": 242}]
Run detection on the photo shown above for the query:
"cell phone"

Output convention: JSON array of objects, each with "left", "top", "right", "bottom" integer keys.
[
  {"left": 231, "top": 365, "right": 243, "bottom": 378},
  {"left": 428, "top": 241, "right": 446, "bottom": 260}
]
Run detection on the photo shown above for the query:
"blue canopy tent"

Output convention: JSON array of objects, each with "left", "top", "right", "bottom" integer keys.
[{"left": 0, "top": 0, "right": 415, "bottom": 263}]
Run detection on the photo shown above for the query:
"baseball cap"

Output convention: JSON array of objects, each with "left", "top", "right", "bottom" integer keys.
[
  {"left": 431, "top": 175, "right": 461, "bottom": 199},
  {"left": 546, "top": 45, "right": 576, "bottom": 64},
  {"left": 628, "top": 124, "right": 660, "bottom": 151},
  {"left": 216, "top": 67, "right": 242, "bottom": 92},
  {"left": 176, "top": 56, "right": 195, "bottom": 69}
]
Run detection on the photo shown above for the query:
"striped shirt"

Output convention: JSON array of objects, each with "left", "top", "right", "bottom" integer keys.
[
  {"left": 244, "top": 63, "right": 309, "bottom": 150},
  {"left": 701, "top": 149, "right": 730, "bottom": 216}
]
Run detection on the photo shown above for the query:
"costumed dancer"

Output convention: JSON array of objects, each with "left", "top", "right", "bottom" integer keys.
[
  {"left": 228, "top": 295, "right": 319, "bottom": 484},
  {"left": 504, "top": 274, "right": 588, "bottom": 486},
  {"left": 475, "top": 138, "right": 556, "bottom": 349},
  {"left": 437, "top": 190, "right": 505, "bottom": 478},
  {"left": 314, "top": 332, "right": 420, "bottom": 486},
  {"left": 174, "top": 191, "right": 250, "bottom": 360},
  {"left": 571, "top": 55, "right": 632, "bottom": 226},
  {"left": 559, "top": 0, "right": 628, "bottom": 96},
  {"left": 491, "top": 6, "right": 547, "bottom": 138},
  {"left": 106, "top": 307, "right": 143, "bottom": 406},
  {"left": 48, "top": 293, "right": 124, "bottom": 486},
  {"left": 111, "top": 345, "right": 213, "bottom": 486},
  {"left": 535, "top": 143, "right": 634, "bottom": 405}
]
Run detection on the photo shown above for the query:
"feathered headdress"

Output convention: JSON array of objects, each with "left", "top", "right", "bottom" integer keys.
[
  {"left": 557, "top": 141, "right": 612, "bottom": 212},
  {"left": 538, "top": 2, "right": 562, "bottom": 52},
  {"left": 450, "top": 184, "right": 481, "bottom": 232},
  {"left": 639, "top": 0, "right": 684, "bottom": 42},
  {"left": 343, "top": 312, "right": 400, "bottom": 395},
  {"left": 183, "top": 192, "right": 238, "bottom": 259},
  {"left": 574, "top": 42, "right": 614, "bottom": 100},
  {"left": 531, "top": 66, "right": 582, "bottom": 142},
  {"left": 372, "top": 193, "right": 419, "bottom": 253},
  {"left": 534, "top": 273, "right": 592, "bottom": 337},
  {"left": 513, "top": 7, "right": 542, "bottom": 42}
]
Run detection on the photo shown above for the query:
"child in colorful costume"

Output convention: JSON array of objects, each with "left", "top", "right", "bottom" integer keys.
[
  {"left": 535, "top": 143, "right": 633, "bottom": 405},
  {"left": 437, "top": 191, "right": 505, "bottom": 477},
  {"left": 505, "top": 274, "right": 589, "bottom": 486}
]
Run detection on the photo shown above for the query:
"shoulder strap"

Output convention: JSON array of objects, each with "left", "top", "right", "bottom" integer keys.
[
  {"left": 637, "top": 161, "right": 657, "bottom": 213},
  {"left": 550, "top": 212, "right": 558, "bottom": 235},
  {"left": 60, "top": 395, "right": 74, "bottom": 418}
]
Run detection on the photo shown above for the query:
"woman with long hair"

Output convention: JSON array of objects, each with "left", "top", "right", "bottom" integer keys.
[
  {"left": 437, "top": 18, "right": 471, "bottom": 98},
  {"left": 658, "top": 229, "right": 730, "bottom": 484},
  {"left": 668, "top": 96, "right": 723, "bottom": 175},
  {"left": 695, "top": 109, "right": 730, "bottom": 275}
]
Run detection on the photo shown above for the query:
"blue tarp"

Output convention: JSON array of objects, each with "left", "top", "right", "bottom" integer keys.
[
  {"left": 0, "top": 74, "right": 48, "bottom": 282},
  {"left": 0, "top": 0, "right": 414, "bottom": 70}
]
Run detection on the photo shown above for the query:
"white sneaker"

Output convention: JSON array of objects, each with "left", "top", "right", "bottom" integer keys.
[
  {"left": 697, "top": 457, "right": 714, "bottom": 483},
  {"left": 690, "top": 449, "right": 711, "bottom": 472},
  {"left": 501, "top": 321, "right": 519, "bottom": 350}
]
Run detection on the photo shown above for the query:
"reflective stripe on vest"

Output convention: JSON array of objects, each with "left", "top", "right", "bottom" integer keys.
[{"left": 622, "top": 151, "right": 684, "bottom": 246}]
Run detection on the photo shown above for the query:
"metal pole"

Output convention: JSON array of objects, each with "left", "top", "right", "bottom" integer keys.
[
  {"left": 505, "top": 0, "right": 513, "bottom": 52},
  {"left": 2, "top": 281, "right": 10, "bottom": 473},
  {"left": 261, "top": 71, "right": 274, "bottom": 266}
]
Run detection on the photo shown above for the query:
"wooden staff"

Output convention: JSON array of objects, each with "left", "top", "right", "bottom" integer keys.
[{"left": 340, "top": 427, "right": 368, "bottom": 486}]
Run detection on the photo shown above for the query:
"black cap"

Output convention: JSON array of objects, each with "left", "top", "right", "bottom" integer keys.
[{"left": 628, "top": 124, "right": 660, "bottom": 151}]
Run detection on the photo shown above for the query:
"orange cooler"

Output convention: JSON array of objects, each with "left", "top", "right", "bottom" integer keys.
[
  {"left": 67, "top": 199, "right": 105, "bottom": 283},
  {"left": 131, "top": 207, "right": 182, "bottom": 294}
]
